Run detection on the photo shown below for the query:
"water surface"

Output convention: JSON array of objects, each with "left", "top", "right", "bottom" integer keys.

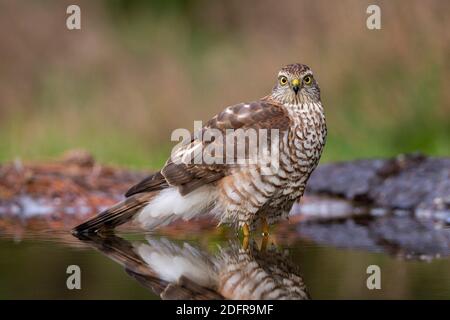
[{"left": 1, "top": 228, "right": 449, "bottom": 299}]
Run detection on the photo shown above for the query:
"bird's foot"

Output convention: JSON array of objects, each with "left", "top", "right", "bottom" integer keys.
[{"left": 240, "top": 221, "right": 271, "bottom": 251}]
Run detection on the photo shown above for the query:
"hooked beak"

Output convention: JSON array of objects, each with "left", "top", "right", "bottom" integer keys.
[{"left": 292, "top": 78, "right": 300, "bottom": 94}]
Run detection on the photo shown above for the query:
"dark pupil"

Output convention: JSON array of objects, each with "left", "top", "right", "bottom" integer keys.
[
  {"left": 305, "top": 76, "right": 310, "bottom": 83},
  {"left": 281, "top": 77, "right": 286, "bottom": 83}
]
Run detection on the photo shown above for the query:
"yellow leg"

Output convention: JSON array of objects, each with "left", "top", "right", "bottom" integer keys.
[
  {"left": 242, "top": 235, "right": 249, "bottom": 250},
  {"left": 243, "top": 223, "right": 250, "bottom": 237},
  {"left": 261, "top": 217, "right": 269, "bottom": 237},
  {"left": 242, "top": 223, "right": 250, "bottom": 250}
]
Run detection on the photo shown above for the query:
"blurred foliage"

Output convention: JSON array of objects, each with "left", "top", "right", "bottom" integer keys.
[{"left": 0, "top": 0, "right": 448, "bottom": 169}]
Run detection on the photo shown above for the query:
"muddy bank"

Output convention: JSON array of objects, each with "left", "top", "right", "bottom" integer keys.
[
  {"left": 0, "top": 151, "right": 449, "bottom": 259},
  {"left": 0, "top": 150, "right": 147, "bottom": 229},
  {"left": 1, "top": 151, "right": 449, "bottom": 224}
]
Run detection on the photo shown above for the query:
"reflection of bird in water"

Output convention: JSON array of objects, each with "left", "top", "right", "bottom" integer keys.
[{"left": 77, "top": 234, "right": 309, "bottom": 300}]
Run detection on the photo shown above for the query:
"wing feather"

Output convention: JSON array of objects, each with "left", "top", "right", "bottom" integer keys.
[{"left": 126, "top": 100, "right": 290, "bottom": 197}]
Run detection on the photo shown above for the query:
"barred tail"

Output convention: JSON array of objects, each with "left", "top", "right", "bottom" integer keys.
[{"left": 72, "top": 192, "right": 156, "bottom": 235}]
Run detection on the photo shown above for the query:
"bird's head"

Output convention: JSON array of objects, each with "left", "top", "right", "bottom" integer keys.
[{"left": 270, "top": 63, "right": 320, "bottom": 105}]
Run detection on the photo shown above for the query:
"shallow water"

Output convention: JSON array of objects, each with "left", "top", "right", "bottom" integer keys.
[{"left": 0, "top": 228, "right": 449, "bottom": 299}]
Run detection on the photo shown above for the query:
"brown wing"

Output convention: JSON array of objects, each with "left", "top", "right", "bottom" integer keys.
[
  {"left": 125, "top": 171, "right": 169, "bottom": 197},
  {"left": 126, "top": 100, "right": 290, "bottom": 197}
]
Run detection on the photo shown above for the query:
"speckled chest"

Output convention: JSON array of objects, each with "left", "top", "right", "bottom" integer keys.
[
  {"left": 282, "top": 102, "right": 327, "bottom": 183},
  {"left": 262, "top": 102, "right": 326, "bottom": 217},
  {"left": 217, "top": 102, "right": 326, "bottom": 226}
]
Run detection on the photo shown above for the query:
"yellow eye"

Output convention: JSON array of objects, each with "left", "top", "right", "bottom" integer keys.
[
  {"left": 303, "top": 75, "right": 313, "bottom": 85},
  {"left": 279, "top": 76, "right": 288, "bottom": 86}
]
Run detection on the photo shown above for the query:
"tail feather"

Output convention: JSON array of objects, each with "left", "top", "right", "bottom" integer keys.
[{"left": 72, "top": 193, "right": 155, "bottom": 235}]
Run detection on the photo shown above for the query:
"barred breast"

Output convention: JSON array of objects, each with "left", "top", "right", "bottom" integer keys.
[
  {"left": 216, "top": 102, "right": 326, "bottom": 228},
  {"left": 217, "top": 241, "right": 310, "bottom": 300}
]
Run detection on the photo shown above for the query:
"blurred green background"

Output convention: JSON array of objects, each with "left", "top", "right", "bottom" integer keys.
[{"left": 0, "top": 0, "right": 448, "bottom": 169}]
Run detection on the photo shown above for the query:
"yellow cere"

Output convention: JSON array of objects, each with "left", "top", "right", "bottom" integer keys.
[{"left": 292, "top": 79, "right": 300, "bottom": 86}]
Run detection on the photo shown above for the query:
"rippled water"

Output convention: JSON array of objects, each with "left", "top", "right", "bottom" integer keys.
[{"left": 1, "top": 227, "right": 449, "bottom": 299}]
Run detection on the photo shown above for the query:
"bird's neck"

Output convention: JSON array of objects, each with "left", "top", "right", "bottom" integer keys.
[
  {"left": 289, "top": 101, "right": 324, "bottom": 114},
  {"left": 262, "top": 95, "right": 324, "bottom": 116}
]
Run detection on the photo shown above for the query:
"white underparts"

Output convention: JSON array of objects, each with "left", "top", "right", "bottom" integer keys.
[
  {"left": 135, "top": 185, "right": 217, "bottom": 229},
  {"left": 136, "top": 239, "right": 216, "bottom": 287}
]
